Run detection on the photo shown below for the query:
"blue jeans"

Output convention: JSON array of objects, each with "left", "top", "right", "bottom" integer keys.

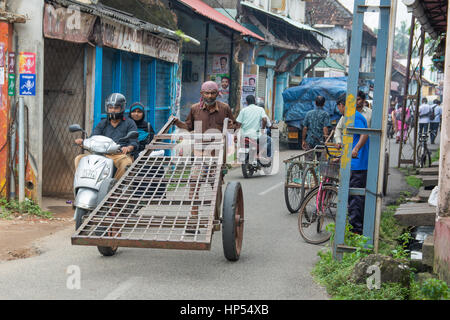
[
  {"left": 419, "top": 123, "right": 429, "bottom": 135},
  {"left": 429, "top": 122, "right": 439, "bottom": 144}
]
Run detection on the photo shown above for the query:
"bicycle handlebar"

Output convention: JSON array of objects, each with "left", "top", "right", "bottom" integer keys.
[{"left": 313, "top": 144, "right": 342, "bottom": 159}]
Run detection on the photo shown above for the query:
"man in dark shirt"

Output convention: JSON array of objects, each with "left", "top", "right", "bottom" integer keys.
[
  {"left": 302, "top": 95, "right": 330, "bottom": 150},
  {"left": 74, "top": 93, "right": 138, "bottom": 179}
]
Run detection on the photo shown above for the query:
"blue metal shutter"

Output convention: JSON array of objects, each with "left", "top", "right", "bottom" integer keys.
[{"left": 155, "top": 60, "right": 173, "bottom": 132}]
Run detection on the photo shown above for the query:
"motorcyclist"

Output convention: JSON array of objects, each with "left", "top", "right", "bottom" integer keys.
[
  {"left": 236, "top": 95, "right": 270, "bottom": 162},
  {"left": 74, "top": 93, "right": 138, "bottom": 179}
]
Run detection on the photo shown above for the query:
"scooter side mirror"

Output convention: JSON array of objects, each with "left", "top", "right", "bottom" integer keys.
[
  {"left": 69, "top": 124, "right": 84, "bottom": 133},
  {"left": 119, "top": 131, "right": 139, "bottom": 143}
]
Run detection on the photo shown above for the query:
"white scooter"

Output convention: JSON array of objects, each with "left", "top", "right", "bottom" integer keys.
[{"left": 69, "top": 124, "right": 138, "bottom": 256}]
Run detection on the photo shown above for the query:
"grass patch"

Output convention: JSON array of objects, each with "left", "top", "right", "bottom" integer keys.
[
  {"left": 405, "top": 175, "right": 423, "bottom": 189},
  {"left": 312, "top": 190, "right": 449, "bottom": 300},
  {"left": 312, "top": 223, "right": 412, "bottom": 300},
  {"left": 0, "top": 198, "right": 53, "bottom": 220},
  {"left": 431, "top": 148, "right": 440, "bottom": 163}
]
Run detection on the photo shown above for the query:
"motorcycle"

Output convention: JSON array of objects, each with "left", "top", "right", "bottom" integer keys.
[
  {"left": 238, "top": 135, "right": 273, "bottom": 178},
  {"left": 69, "top": 124, "right": 138, "bottom": 256}
]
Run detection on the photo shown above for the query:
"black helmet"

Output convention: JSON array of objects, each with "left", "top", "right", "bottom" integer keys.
[{"left": 105, "top": 93, "right": 126, "bottom": 120}]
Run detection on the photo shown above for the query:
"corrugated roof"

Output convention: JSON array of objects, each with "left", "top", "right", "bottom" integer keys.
[
  {"left": 51, "top": 0, "right": 200, "bottom": 44},
  {"left": 175, "top": 0, "right": 264, "bottom": 40},
  {"left": 316, "top": 57, "right": 346, "bottom": 71},
  {"left": 241, "top": 1, "right": 331, "bottom": 39}
]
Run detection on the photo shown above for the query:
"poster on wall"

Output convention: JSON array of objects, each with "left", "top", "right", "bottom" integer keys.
[
  {"left": 212, "top": 54, "right": 229, "bottom": 74},
  {"left": 216, "top": 74, "right": 230, "bottom": 104},
  {"left": 19, "top": 52, "right": 36, "bottom": 74},
  {"left": 241, "top": 74, "right": 257, "bottom": 108},
  {"left": 8, "top": 52, "right": 15, "bottom": 74}
]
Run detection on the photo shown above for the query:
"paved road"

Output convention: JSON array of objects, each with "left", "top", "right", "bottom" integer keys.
[{"left": 0, "top": 147, "right": 329, "bottom": 300}]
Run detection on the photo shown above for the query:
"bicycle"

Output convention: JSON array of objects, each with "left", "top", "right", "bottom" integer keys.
[
  {"left": 416, "top": 133, "right": 431, "bottom": 168},
  {"left": 298, "top": 144, "right": 341, "bottom": 244},
  {"left": 283, "top": 148, "right": 320, "bottom": 213}
]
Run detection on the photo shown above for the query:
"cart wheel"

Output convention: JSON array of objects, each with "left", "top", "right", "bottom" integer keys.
[
  {"left": 222, "top": 181, "right": 244, "bottom": 261},
  {"left": 97, "top": 245, "right": 118, "bottom": 257},
  {"left": 95, "top": 226, "right": 118, "bottom": 257}
]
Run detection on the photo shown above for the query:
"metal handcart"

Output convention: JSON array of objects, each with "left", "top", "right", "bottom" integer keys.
[{"left": 72, "top": 116, "right": 244, "bottom": 261}]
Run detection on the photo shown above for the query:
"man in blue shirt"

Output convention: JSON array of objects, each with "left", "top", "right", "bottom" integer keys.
[{"left": 337, "top": 96, "right": 369, "bottom": 234}]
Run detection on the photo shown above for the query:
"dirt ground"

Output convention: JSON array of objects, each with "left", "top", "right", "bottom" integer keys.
[{"left": 0, "top": 199, "right": 74, "bottom": 262}]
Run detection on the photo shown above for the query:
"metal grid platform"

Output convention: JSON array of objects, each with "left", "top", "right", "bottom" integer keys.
[{"left": 72, "top": 118, "right": 227, "bottom": 251}]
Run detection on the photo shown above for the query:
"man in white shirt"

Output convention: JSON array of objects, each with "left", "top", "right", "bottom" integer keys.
[
  {"left": 418, "top": 97, "right": 431, "bottom": 135},
  {"left": 429, "top": 99, "right": 442, "bottom": 144},
  {"left": 236, "top": 95, "right": 269, "bottom": 161},
  {"left": 334, "top": 91, "right": 371, "bottom": 147}
]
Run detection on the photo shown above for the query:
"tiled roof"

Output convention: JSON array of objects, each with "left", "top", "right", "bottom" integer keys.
[{"left": 305, "top": 0, "right": 353, "bottom": 26}]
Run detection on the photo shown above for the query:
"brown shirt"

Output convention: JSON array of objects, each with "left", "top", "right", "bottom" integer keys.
[{"left": 182, "top": 101, "right": 235, "bottom": 133}]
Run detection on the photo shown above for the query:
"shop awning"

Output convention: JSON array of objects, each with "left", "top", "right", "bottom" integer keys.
[
  {"left": 50, "top": 0, "right": 200, "bottom": 45},
  {"left": 403, "top": 0, "right": 447, "bottom": 39},
  {"left": 174, "top": 0, "right": 264, "bottom": 41}
]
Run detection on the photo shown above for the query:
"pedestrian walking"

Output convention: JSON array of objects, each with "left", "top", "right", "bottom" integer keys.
[
  {"left": 429, "top": 99, "right": 442, "bottom": 144},
  {"left": 392, "top": 104, "right": 411, "bottom": 143},
  {"left": 302, "top": 95, "right": 330, "bottom": 150},
  {"left": 418, "top": 97, "right": 431, "bottom": 135}
]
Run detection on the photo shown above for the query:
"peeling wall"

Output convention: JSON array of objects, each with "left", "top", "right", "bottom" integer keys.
[{"left": 9, "top": 0, "right": 45, "bottom": 204}]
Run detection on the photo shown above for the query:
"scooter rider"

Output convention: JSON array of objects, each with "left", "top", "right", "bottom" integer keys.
[
  {"left": 74, "top": 93, "right": 138, "bottom": 179},
  {"left": 236, "top": 95, "right": 270, "bottom": 162}
]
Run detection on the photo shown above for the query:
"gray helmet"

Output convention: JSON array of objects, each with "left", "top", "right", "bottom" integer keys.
[{"left": 105, "top": 93, "right": 126, "bottom": 120}]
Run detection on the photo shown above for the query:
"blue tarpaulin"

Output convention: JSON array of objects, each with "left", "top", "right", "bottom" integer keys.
[{"left": 282, "top": 77, "right": 347, "bottom": 128}]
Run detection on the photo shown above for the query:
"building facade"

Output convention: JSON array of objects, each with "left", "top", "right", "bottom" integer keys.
[{"left": 5, "top": 0, "right": 184, "bottom": 203}]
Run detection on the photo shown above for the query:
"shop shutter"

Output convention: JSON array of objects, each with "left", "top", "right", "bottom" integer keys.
[
  {"left": 257, "top": 67, "right": 267, "bottom": 100},
  {"left": 155, "top": 60, "right": 173, "bottom": 132}
]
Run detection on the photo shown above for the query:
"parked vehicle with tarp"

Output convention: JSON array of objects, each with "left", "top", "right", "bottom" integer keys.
[{"left": 282, "top": 77, "right": 346, "bottom": 149}]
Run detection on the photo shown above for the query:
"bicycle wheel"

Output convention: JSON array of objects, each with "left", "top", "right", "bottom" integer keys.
[
  {"left": 300, "top": 166, "right": 319, "bottom": 205},
  {"left": 298, "top": 185, "right": 338, "bottom": 244},
  {"left": 416, "top": 144, "right": 424, "bottom": 161},
  {"left": 420, "top": 148, "right": 432, "bottom": 168},
  {"left": 284, "top": 163, "right": 303, "bottom": 213}
]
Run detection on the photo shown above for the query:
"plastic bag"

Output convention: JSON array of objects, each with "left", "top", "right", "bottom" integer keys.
[{"left": 428, "top": 186, "right": 439, "bottom": 207}]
